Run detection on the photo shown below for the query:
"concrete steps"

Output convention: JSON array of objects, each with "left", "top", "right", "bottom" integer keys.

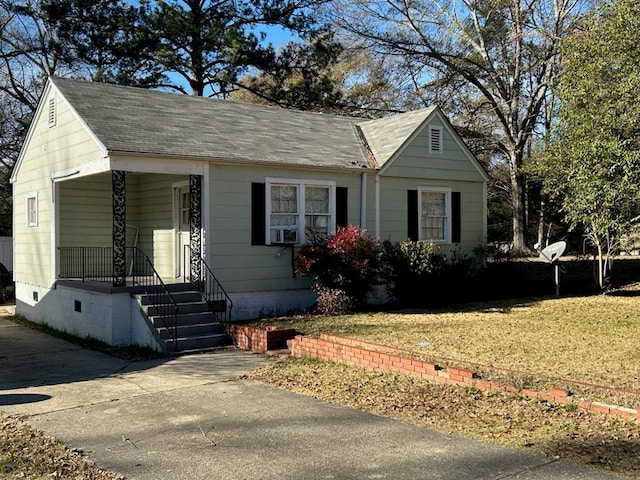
[{"left": 135, "top": 283, "right": 232, "bottom": 355}]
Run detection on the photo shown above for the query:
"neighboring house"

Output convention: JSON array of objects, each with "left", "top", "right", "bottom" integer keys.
[
  {"left": 0, "top": 236, "right": 12, "bottom": 271},
  {"left": 11, "top": 77, "right": 488, "bottom": 353}
]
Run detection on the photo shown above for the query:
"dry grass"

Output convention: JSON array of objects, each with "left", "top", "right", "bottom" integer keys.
[
  {"left": 249, "top": 289, "right": 640, "bottom": 476},
  {"left": 248, "top": 358, "right": 640, "bottom": 477},
  {"left": 0, "top": 412, "right": 123, "bottom": 479},
  {"left": 259, "top": 292, "right": 640, "bottom": 396}
]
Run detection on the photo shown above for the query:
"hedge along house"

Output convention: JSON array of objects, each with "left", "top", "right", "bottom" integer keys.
[{"left": 11, "top": 77, "right": 488, "bottom": 353}]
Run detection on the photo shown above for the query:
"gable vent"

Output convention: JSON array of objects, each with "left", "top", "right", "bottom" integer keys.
[
  {"left": 47, "top": 97, "right": 56, "bottom": 128},
  {"left": 429, "top": 126, "right": 442, "bottom": 153}
]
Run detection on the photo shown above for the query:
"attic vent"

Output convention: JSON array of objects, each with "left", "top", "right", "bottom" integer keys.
[
  {"left": 429, "top": 126, "right": 442, "bottom": 153},
  {"left": 47, "top": 97, "right": 56, "bottom": 128}
]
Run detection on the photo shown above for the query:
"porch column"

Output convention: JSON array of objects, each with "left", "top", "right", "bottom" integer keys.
[
  {"left": 189, "top": 174, "right": 202, "bottom": 282},
  {"left": 112, "top": 170, "right": 126, "bottom": 287}
]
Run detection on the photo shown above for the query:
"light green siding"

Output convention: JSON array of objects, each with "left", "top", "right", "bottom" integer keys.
[
  {"left": 381, "top": 118, "right": 486, "bottom": 183},
  {"left": 59, "top": 173, "right": 112, "bottom": 247},
  {"left": 208, "top": 163, "right": 364, "bottom": 293},
  {"left": 377, "top": 117, "right": 487, "bottom": 253},
  {"left": 56, "top": 173, "right": 182, "bottom": 280},
  {"left": 377, "top": 177, "right": 485, "bottom": 251},
  {"left": 13, "top": 84, "right": 106, "bottom": 287},
  {"left": 132, "top": 174, "right": 185, "bottom": 279},
  {"left": 14, "top": 80, "right": 486, "bottom": 304}
]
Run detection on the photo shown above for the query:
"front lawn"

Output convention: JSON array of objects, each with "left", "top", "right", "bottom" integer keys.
[
  {"left": 249, "top": 288, "right": 640, "bottom": 477},
  {"left": 258, "top": 293, "right": 640, "bottom": 397}
]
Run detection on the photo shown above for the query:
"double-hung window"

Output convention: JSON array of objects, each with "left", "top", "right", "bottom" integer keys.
[
  {"left": 419, "top": 187, "right": 450, "bottom": 242},
  {"left": 266, "top": 178, "right": 335, "bottom": 245},
  {"left": 26, "top": 193, "right": 38, "bottom": 227}
]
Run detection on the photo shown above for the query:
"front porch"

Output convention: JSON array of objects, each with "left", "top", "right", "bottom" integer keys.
[
  {"left": 56, "top": 170, "right": 205, "bottom": 286},
  {"left": 50, "top": 168, "right": 233, "bottom": 353}
]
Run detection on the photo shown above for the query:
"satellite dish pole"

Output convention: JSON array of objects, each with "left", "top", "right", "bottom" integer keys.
[{"left": 535, "top": 241, "right": 567, "bottom": 297}]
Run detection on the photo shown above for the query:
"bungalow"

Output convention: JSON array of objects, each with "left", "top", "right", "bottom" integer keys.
[{"left": 11, "top": 77, "right": 488, "bottom": 353}]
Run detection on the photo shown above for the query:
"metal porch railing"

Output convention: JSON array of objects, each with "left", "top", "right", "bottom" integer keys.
[{"left": 58, "top": 246, "right": 179, "bottom": 351}]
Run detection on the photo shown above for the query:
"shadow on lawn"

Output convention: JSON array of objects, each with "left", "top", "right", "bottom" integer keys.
[{"left": 548, "top": 434, "right": 640, "bottom": 477}]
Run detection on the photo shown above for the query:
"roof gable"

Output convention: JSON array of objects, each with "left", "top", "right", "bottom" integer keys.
[
  {"left": 368, "top": 107, "right": 489, "bottom": 181},
  {"left": 11, "top": 79, "right": 108, "bottom": 184},
  {"left": 357, "top": 108, "right": 436, "bottom": 167}
]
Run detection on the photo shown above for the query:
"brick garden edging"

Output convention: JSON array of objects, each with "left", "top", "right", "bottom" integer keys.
[
  {"left": 286, "top": 333, "right": 640, "bottom": 421},
  {"left": 230, "top": 325, "right": 640, "bottom": 420},
  {"left": 228, "top": 324, "right": 297, "bottom": 354}
]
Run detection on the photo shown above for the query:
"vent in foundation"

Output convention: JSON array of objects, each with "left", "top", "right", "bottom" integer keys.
[
  {"left": 74, "top": 300, "right": 81, "bottom": 312},
  {"left": 32, "top": 291, "right": 38, "bottom": 302}
]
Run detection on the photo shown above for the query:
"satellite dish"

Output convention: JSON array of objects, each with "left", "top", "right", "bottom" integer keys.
[{"left": 539, "top": 241, "right": 566, "bottom": 264}]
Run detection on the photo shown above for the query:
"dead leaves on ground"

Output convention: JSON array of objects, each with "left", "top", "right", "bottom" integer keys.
[
  {"left": 248, "top": 357, "right": 640, "bottom": 477},
  {"left": 0, "top": 413, "right": 123, "bottom": 480}
]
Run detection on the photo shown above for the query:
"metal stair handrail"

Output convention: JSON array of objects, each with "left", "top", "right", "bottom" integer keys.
[
  {"left": 183, "top": 245, "right": 233, "bottom": 323},
  {"left": 128, "top": 247, "right": 180, "bottom": 353}
]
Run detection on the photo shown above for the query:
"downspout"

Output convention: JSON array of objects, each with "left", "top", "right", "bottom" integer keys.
[
  {"left": 360, "top": 172, "right": 367, "bottom": 229},
  {"left": 483, "top": 181, "right": 488, "bottom": 244},
  {"left": 375, "top": 174, "right": 380, "bottom": 238}
]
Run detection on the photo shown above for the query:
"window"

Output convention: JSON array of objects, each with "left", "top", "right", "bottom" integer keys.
[
  {"left": 419, "top": 187, "right": 450, "bottom": 242},
  {"left": 266, "top": 178, "right": 335, "bottom": 244},
  {"left": 429, "top": 126, "right": 443, "bottom": 153},
  {"left": 26, "top": 193, "right": 38, "bottom": 227}
]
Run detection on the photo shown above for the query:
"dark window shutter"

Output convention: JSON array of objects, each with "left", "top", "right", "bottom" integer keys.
[
  {"left": 336, "top": 187, "right": 348, "bottom": 228},
  {"left": 407, "top": 190, "right": 418, "bottom": 241},
  {"left": 251, "top": 183, "right": 266, "bottom": 245},
  {"left": 452, "top": 191, "right": 461, "bottom": 243}
]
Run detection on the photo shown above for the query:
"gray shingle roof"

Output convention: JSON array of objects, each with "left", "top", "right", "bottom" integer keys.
[
  {"left": 358, "top": 108, "right": 436, "bottom": 167},
  {"left": 52, "top": 77, "right": 433, "bottom": 170}
]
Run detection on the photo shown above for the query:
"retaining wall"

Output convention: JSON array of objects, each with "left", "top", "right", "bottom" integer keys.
[{"left": 230, "top": 324, "right": 640, "bottom": 421}]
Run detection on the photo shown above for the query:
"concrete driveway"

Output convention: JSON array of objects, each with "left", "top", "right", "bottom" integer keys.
[{"left": 0, "top": 315, "right": 624, "bottom": 479}]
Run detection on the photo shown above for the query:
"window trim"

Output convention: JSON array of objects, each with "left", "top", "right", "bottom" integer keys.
[
  {"left": 26, "top": 192, "right": 38, "bottom": 227},
  {"left": 418, "top": 186, "right": 451, "bottom": 243},
  {"left": 265, "top": 177, "right": 336, "bottom": 245},
  {"left": 428, "top": 126, "right": 443, "bottom": 154}
]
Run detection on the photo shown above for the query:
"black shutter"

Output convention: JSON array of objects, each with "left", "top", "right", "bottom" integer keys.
[
  {"left": 251, "top": 183, "right": 266, "bottom": 245},
  {"left": 407, "top": 190, "right": 418, "bottom": 241},
  {"left": 336, "top": 187, "right": 348, "bottom": 228},
  {"left": 452, "top": 191, "right": 461, "bottom": 243}
]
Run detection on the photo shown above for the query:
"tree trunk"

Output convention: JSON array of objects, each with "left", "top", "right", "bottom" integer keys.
[
  {"left": 596, "top": 240, "right": 605, "bottom": 290},
  {"left": 510, "top": 166, "right": 528, "bottom": 251}
]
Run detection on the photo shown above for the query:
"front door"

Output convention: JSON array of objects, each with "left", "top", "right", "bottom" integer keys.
[{"left": 175, "top": 185, "right": 190, "bottom": 278}]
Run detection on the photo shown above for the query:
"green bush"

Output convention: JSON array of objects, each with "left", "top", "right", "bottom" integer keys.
[{"left": 381, "top": 240, "right": 478, "bottom": 306}]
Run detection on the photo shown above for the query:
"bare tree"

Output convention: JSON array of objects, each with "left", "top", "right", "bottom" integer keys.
[
  {"left": 331, "top": 0, "right": 591, "bottom": 249},
  {"left": 0, "top": 0, "right": 67, "bottom": 163}
]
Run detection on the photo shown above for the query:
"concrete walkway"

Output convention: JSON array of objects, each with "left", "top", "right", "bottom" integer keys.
[{"left": 0, "top": 315, "right": 624, "bottom": 480}]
